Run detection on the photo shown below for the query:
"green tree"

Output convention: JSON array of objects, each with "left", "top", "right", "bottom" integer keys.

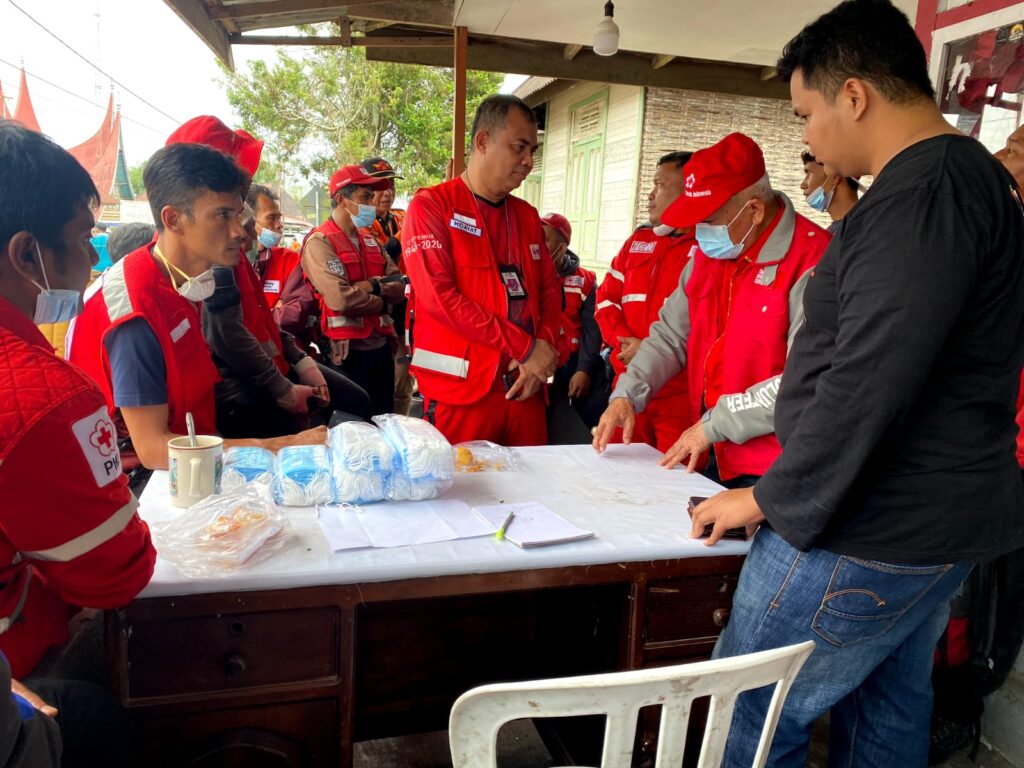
[
  {"left": 128, "top": 162, "right": 146, "bottom": 198},
  {"left": 219, "top": 37, "right": 503, "bottom": 196}
]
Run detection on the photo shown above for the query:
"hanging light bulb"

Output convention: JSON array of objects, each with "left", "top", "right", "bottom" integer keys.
[{"left": 593, "top": 0, "right": 619, "bottom": 57}]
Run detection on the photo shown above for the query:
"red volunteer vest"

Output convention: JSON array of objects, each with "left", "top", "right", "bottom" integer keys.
[
  {"left": 597, "top": 229, "right": 694, "bottom": 399},
  {"left": 685, "top": 211, "right": 828, "bottom": 479},
  {"left": 234, "top": 257, "right": 288, "bottom": 376},
  {"left": 69, "top": 245, "right": 220, "bottom": 435},
  {"left": 308, "top": 217, "right": 395, "bottom": 341},
  {"left": 409, "top": 178, "right": 547, "bottom": 405},
  {"left": 257, "top": 246, "right": 300, "bottom": 308},
  {"left": 558, "top": 265, "right": 596, "bottom": 364}
]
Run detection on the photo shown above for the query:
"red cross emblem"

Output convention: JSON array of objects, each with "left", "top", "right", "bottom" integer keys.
[
  {"left": 89, "top": 420, "right": 116, "bottom": 457},
  {"left": 685, "top": 173, "right": 696, "bottom": 190}
]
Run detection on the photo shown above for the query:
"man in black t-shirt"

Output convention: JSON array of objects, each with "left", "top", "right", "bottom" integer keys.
[{"left": 689, "top": 2, "right": 1024, "bottom": 766}]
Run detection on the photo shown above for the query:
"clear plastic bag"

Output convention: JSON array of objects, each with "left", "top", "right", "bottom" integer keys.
[
  {"left": 275, "top": 444, "right": 333, "bottom": 506},
  {"left": 221, "top": 446, "right": 276, "bottom": 492},
  {"left": 333, "top": 467, "right": 387, "bottom": 504},
  {"left": 453, "top": 441, "right": 522, "bottom": 472},
  {"left": 386, "top": 473, "right": 447, "bottom": 502},
  {"left": 372, "top": 414, "right": 454, "bottom": 481},
  {"left": 152, "top": 484, "right": 291, "bottom": 577},
  {"left": 328, "top": 421, "right": 395, "bottom": 472}
]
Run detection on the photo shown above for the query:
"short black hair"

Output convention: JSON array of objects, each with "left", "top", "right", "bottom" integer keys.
[
  {"left": 470, "top": 95, "right": 536, "bottom": 146},
  {"left": 144, "top": 143, "right": 249, "bottom": 230},
  {"left": 0, "top": 120, "right": 99, "bottom": 253},
  {"left": 658, "top": 151, "right": 694, "bottom": 171},
  {"left": 107, "top": 222, "right": 155, "bottom": 263},
  {"left": 245, "top": 183, "right": 278, "bottom": 211},
  {"left": 94, "top": 221, "right": 108, "bottom": 232},
  {"left": 777, "top": 0, "right": 934, "bottom": 104},
  {"left": 801, "top": 150, "right": 819, "bottom": 165}
]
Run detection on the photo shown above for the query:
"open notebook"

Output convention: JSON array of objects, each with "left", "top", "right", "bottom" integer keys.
[{"left": 473, "top": 502, "right": 595, "bottom": 548}]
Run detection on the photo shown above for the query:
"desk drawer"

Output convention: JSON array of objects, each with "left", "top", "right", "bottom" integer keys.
[
  {"left": 644, "top": 574, "right": 738, "bottom": 646},
  {"left": 125, "top": 606, "right": 339, "bottom": 701}
]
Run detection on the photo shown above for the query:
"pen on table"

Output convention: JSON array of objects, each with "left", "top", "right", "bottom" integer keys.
[{"left": 495, "top": 511, "right": 515, "bottom": 541}]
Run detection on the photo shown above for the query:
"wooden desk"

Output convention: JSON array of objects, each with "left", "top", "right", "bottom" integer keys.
[{"left": 107, "top": 445, "right": 748, "bottom": 767}]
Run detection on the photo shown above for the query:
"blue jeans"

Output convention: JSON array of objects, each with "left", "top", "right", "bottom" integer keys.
[{"left": 714, "top": 527, "right": 971, "bottom": 768}]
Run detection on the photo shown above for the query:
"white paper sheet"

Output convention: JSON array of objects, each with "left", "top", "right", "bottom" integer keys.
[
  {"left": 473, "top": 501, "right": 595, "bottom": 548},
  {"left": 317, "top": 499, "right": 493, "bottom": 551}
]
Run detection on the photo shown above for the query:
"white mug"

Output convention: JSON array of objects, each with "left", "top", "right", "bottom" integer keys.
[{"left": 168, "top": 435, "right": 224, "bottom": 508}]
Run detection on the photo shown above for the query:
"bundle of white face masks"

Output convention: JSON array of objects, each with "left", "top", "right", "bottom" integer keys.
[
  {"left": 329, "top": 422, "right": 392, "bottom": 503},
  {"left": 222, "top": 447, "right": 276, "bottom": 493},
  {"left": 372, "top": 414, "right": 455, "bottom": 501},
  {"left": 274, "top": 445, "right": 334, "bottom": 507}
]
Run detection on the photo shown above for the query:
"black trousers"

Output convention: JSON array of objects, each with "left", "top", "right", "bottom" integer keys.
[
  {"left": 339, "top": 344, "right": 396, "bottom": 417},
  {"left": 217, "top": 363, "right": 372, "bottom": 438}
]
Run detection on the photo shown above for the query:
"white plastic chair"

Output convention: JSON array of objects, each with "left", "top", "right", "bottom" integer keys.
[{"left": 448, "top": 640, "right": 814, "bottom": 768}]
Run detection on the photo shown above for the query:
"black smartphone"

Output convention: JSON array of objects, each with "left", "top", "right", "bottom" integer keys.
[
  {"left": 687, "top": 496, "right": 749, "bottom": 540},
  {"left": 503, "top": 371, "right": 518, "bottom": 392}
]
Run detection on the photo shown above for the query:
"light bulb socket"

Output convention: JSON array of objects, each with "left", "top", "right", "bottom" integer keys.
[{"left": 604, "top": 0, "right": 614, "bottom": 17}]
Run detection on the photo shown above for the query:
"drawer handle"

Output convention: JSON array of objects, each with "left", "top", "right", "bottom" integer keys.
[
  {"left": 224, "top": 654, "right": 247, "bottom": 677},
  {"left": 712, "top": 608, "right": 730, "bottom": 628}
]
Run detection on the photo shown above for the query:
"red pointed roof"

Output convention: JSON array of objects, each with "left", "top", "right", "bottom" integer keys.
[
  {"left": 69, "top": 101, "right": 122, "bottom": 201},
  {"left": 12, "top": 69, "right": 40, "bottom": 132}
]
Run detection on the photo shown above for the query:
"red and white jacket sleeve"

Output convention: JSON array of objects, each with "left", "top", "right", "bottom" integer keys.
[
  {"left": 595, "top": 244, "right": 632, "bottom": 349},
  {"left": 0, "top": 391, "right": 156, "bottom": 609},
  {"left": 533, "top": 234, "right": 563, "bottom": 351},
  {"left": 403, "top": 192, "right": 536, "bottom": 362}
]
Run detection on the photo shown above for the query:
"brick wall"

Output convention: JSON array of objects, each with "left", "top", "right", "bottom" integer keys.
[{"left": 635, "top": 87, "right": 831, "bottom": 229}]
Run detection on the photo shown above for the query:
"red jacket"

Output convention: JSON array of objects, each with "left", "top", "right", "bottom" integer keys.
[
  {"left": 234, "top": 257, "right": 288, "bottom": 376},
  {"left": 558, "top": 265, "right": 597, "bottom": 366},
  {"left": 1016, "top": 371, "right": 1024, "bottom": 468},
  {"left": 686, "top": 210, "right": 828, "bottom": 478},
  {"left": 403, "top": 177, "right": 562, "bottom": 405},
  {"left": 0, "top": 298, "right": 155, "bottom": 677},
  {"left": 256, "top": 246, "right": 300, "bottom": 308},
  {"left": 69, "top": 245, "right": 221, "bottom": 435},
  {"left": 307, "top": 218, "right": 396, "bottom": 342},
  {"left": 596, "top": 228, "right": 695, "bottom": 399}
]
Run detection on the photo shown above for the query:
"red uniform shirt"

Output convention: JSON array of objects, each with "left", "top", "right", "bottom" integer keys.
[
  {"left": 256, "top": 246, "right": 300, "bottom": 308},
  {"left": 0, "top": 298, "right": 155, "bottom": 677}
]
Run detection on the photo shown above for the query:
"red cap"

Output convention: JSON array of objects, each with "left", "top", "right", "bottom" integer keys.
[
  {"left": 540, "top": 212, "right": 572, "bottom": 245},
  {"left": 166, "top": 116, "right": 263, "bottom": 176},
  {"left": 328, "top": 165, "right": 393, "bottom": 197},
  {"left": 661, "top": 133, "right": 766, "bottom": 230}
]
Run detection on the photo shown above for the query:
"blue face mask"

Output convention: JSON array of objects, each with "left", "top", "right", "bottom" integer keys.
[
  {"left": 31, "top": 243, "right": 82, "bottom": 324},
  {"left": 257, "top": 227, "right": 282, "bottom": 248},
  {"left": 695, "top": 202, "right": 755, "bottom": 260},
  {"left": 807, "top": 179, "right": 837, "bottom": 213},
  {"left": 348, "top": 200, "right": 376, "bottom": 229}
]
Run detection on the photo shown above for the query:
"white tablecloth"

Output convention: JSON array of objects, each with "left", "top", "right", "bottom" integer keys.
[{"left": 137, "top": 443, "right": 749, "bottom": 598}]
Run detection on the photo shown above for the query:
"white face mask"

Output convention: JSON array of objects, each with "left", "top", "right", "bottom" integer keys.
[
  {"left": 155, "top": 245, "right": 217, "bottom": 302},
  {"left": 31, "top": 243, "right": 82, "bottom": 324},
  {"left": 653, "top": 223, "right": 675, "bottom": 236}
]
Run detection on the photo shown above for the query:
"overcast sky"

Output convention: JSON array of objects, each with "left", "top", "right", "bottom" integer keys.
[{"left": 0, "top": 0, "right": 525, "bottom": 172}]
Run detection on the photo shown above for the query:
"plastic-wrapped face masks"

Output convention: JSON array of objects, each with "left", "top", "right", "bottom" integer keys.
[
  {"left": 275, "top": 444, "right": 333, "bottom": 506},
  {"left": 328, "top": 422, "right": 395, "bottom": 473},
  {"left": 372, "top": 414, "right": 455, "bottom": 481},
  {"left": 386, "top": 473, "right": 447, "bottom": 502},
  {"left": 333, "top": 468, "right": 388, "bottom": 504},
  {"left": 222, "top": 447, "right": 276, "bottom": 492}
]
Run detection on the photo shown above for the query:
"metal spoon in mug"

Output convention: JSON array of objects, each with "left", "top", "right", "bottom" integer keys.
[{"left": 185, "top": 412, "right": 197, "bottom": 447}]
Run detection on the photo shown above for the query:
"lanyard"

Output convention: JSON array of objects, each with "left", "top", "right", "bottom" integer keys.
[{"left": 461, "top": 174, "right": 516, "bottom": 267}]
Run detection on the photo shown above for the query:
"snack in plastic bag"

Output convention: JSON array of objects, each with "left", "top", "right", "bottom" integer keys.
[
  {"left": 328, "top": 421, "right": 395, "bottom": 472},
  {"left": 275, "top": 444, "right": 333, "bottom": 506},
  {"left": 333, "top": 468, "right": 387, "bottom": 504},
  {"left": 221, "top": 446, "right": 276, "bottom": 492},
  {"left": 152, "top": 484, "right": 291, "bottom": 577},
  {"left": 372, "top": 414, "right": 454, "bottom": 481},
  {"left": 453, "top": 441, "right": 522, "bottom": 472}
]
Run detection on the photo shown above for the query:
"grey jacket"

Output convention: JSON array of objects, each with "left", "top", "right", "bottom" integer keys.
[{"left": 610, "top": 192, "right": 815, "bottom": 445}]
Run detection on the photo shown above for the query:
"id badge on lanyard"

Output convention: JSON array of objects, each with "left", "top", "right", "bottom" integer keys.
[{"left": 499, "top": 264, "right": 527, "bottom": 301}]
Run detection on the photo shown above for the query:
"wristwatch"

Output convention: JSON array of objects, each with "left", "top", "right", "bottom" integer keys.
[{"left": 370, "top": 278, "right": 382, "bottom": 297}]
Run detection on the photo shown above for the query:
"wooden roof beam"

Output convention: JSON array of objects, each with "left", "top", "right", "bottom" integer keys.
[
  {"left": 651, "top": 54, "right": 675, "bottom": 69},
  {"left": 367, "top": 39, "right": 792, "bottom": 100},
  {"left": 228, "top": 33, "right": 453, "bottom": 48},
  {"left": 564, "top": 43, "right": 583, "bottom": 61},
  {"left": 208, "top": 0, "right": 455, "bottom": 28},
  {"left": 164, "top": 0, "right": 234, "bottom": 69}
]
